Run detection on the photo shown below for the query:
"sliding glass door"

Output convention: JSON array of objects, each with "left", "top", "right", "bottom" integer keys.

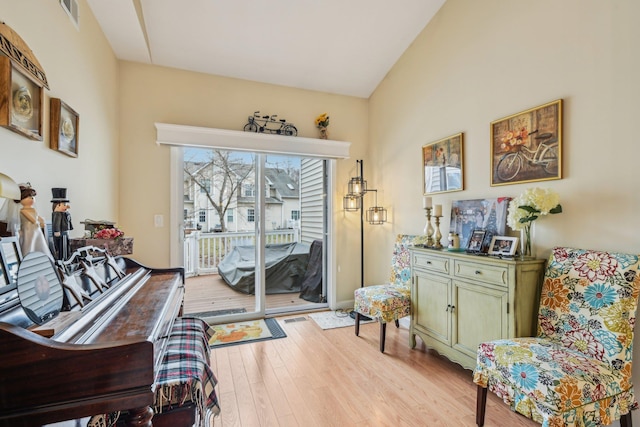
[{"left": 179, "top": 148, "right": 328, "bottom": 323}]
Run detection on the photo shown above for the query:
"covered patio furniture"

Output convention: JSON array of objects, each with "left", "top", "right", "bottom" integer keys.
[{"left": 218, "top": 242, "right": 310, "bottom": 295}]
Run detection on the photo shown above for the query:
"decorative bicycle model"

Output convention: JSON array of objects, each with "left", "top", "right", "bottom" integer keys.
[
  {"left": 495, "top": 131, "right": 558, "bottom": 181},
  {"left": 243, "top": 111, "right": 297, "bottom": 136}
]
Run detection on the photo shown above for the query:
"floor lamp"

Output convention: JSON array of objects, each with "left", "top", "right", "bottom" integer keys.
[{"left": 343, "top": 160, "right": 387, "bottom": 319}]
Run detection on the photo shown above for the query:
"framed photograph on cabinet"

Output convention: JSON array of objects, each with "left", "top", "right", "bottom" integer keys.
[
  {"left": 0, "top": 55, "right": 43, "bottom": 141},
  {"left": 50, "top": 98, "right": 79, "bottom": 157},
  {"left": 422, "top": 132, "right": 464, "bottom": 195},
  {"left": 488, "top": 236, "right": 518, "bottom": 256},
  {"left": 466, "top": 229, "right": 486, "bottom": 253},
  {"left": 490, "top": 99, "right": 562, "bottom": 186}
]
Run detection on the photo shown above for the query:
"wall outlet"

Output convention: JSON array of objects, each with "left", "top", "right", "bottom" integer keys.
[{"left": 154, "top": 214, "right": 164, "bottom": 227}]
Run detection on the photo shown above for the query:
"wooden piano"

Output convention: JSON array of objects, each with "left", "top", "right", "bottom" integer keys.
[{"left": 0, "top": 246, "right": 200, "bottom": 427}]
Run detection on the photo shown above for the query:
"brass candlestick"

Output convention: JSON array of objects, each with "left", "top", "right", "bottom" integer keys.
[
  {"left": 433, "top": 215, "right": 443, "bottom": 249},
  {"left": 423, "top": 207, "right": 434, "bottom": 247}
]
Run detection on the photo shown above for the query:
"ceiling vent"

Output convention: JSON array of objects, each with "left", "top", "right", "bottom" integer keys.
[{"left": 60, "top": 0, "right": 79, "bottom": 30}]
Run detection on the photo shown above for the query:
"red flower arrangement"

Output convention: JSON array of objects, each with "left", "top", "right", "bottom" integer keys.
[{"left": 93, "top": 227, "right": 124, "bottom": 240}]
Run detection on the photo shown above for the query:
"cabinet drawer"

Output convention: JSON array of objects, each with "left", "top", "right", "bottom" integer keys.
[
  {"left": 412, "top": 252, "right": 449, "bottom": 274},
  {"left": 454, "top": 260, "right": 508, "bottom": 287}
]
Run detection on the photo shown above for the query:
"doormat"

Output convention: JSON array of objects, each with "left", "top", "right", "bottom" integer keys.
[
  {"left": 308, "top": 310, "right": 375, "bottom": 330},
  {"left": 209, "top": 318, "right": 286, "bottom": 348},
  {"left": 188, "top": 308, "right": 247, "bottom": 318}
]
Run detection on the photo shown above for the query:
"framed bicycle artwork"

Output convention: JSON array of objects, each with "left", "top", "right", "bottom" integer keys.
[{"left": 490, "top": 99, "right": 562, "bottom": 186}]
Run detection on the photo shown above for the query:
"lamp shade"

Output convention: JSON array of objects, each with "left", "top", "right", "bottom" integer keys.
[
  {"left": 366, "top": 206, "right": 387, "bottom": 225},
  {"left": 347, "top": 176, "right": 366, "bottom": 197},
  {"left": 0, "top": 173, "right": 19, "bottom": 200},
  {"left": 343, "top": 195, "right": 361, "bottom": 211}
]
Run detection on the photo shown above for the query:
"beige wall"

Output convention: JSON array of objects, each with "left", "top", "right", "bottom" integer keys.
[
  {"left": 117, "top": 62, "right": 369, "bottom": 304},
  {"left": 368, "top": 0, "right": 639, "bottom": 278},
  {"left": 368, "top": 1, "right": 639, "bottom": 424},
  {"left": 0, "top": 0, "right": 120, "bottom": 234},
  {"left": 0, "top": 0, "right": 369, "bottom": 307}
]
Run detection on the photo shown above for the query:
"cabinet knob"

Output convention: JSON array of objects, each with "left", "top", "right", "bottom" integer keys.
[
  {"left": 426, "top": 261, "right": 432, "bottom": 264},
  {"left": 475, "top": 270, "right": 481, "bottom": 275},
  {"left": 446, "top": 304, "right": 451, "bottom": 312},
  {"left": 450, "top": 305, "right": 455, "bottom": 313}
]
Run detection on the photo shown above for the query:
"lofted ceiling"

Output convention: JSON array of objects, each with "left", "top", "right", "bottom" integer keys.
[{"left": 86, "top": 0, "right": 446, "bottom": 98}]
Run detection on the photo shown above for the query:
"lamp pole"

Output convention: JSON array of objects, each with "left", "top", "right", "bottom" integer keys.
[
  {"left": 351, "top": 159, "right": 371, "bottom": 320},
  {"left": 344, "top": 158, "right": 386, "bottom": 319},
  {"left": 359, "top": 160, "right": 365, "bottom": 290}
]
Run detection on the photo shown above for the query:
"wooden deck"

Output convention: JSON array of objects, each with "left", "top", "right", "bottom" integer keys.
[{"left": 183, "top": 273, "right": 320, "bottom": 316}]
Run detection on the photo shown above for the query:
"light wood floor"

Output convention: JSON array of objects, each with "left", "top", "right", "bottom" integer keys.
[{"left": 202, "top": 312, "right": 538, "bottom": 427}]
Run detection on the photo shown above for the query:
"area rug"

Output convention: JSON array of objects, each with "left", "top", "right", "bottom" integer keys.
[
  {"left": 209, "top": 318, "right": 286, "bottom": 348},
  {"left": 308, "top": 310, "right": 376, "bottom": 330}
]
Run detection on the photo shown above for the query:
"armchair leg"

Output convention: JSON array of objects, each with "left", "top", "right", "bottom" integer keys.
[
  {"left": 620, "top": 412, "right": 632, "bottom": 427},
  {"left": 476, "top": 386, "right": 487, "bottom": 426},
  {"left": 355, "top": 312, "right": 360, "bottom": 337},
  {"left": 380, "top": 322, "right": 387, "bottom": 352},
  {"left": 395, "top": 319, "right": 400, "bottom": 328}
]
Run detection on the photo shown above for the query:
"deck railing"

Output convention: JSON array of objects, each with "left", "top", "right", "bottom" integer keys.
[{"left": 183, "top": 230, "right": 298, "bottom": 276}]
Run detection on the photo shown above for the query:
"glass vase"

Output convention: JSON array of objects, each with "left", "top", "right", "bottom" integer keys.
[{"left": 520, "top": 222, "right": 536, "bottom": 259}]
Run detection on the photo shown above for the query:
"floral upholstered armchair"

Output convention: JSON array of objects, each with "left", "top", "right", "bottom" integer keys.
[
  {"left": 353, "top": 234, "right": 419, "bottom": 353},
  {"left": 474, "top": 247, "right": 640, "bottom": 427}
]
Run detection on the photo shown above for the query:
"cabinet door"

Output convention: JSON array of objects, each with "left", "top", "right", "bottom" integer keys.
[
  {"left": 451, "top": 280, "right": 507, "bottom": 359},
  {"left": 414, "top": 270, "right": 451, "bottom": 346}
]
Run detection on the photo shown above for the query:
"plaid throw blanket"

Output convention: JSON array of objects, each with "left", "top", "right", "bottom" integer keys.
[{"left": 154, "top": 317, "right": 221, "bottom": 427}]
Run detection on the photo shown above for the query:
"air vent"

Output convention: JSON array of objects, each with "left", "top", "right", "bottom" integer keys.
[
  {"left": 283, "top": 317, "right": 307, "bottom": 323},
  {"left": 60, "top": 0, "right": 79, "bottom": 30}
]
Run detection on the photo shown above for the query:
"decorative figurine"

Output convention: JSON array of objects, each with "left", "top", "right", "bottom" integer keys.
[
  {"left": 13, "top": 184, "right": 52, "bottom": 258},
  {"left": 51, "top": 188, "right": 73, "bottom": 260}
]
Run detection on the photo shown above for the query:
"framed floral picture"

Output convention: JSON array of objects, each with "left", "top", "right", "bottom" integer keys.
[
  {"left": 422, "top": 132, "right": 464, "bottom": 195},
  {"left": 50, "top": 98, "right": 79, "bottom": 157},
  {"left": 0, "top": 56, "right": 44, "bottom": 141},
  {"left": 490, "top": 99, "right": 562, "bottom": 186}
]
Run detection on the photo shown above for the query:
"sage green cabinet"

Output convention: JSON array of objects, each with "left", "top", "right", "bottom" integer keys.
[{"left": 409, "top": 248, "right": 545, "bottom": 370}]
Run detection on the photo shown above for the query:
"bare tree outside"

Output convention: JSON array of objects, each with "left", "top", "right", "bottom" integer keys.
[{"left": 184, "top": 149, "right": 254, "bottom": 232}]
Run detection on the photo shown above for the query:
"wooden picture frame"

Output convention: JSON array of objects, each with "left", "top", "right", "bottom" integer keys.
[
  {"left": 50, "top": 98, "right": 79, "bottom": 157},
  {"left": 466, "top": 229, "right": 486, "bottom": 253},
  {"left": 422, "top": 132, "right": 464, "bottom": 195},
  {"left": 0, "top": 236, "right": 22, "bottom": 288},
  {"left": 488, "top": 236, "right": 518, "bottom": 256},
  {"left": 490, "top": 99, "right": 562, "bottom": 186},
  {"left": 0, "top": 55, "right": 44, "bottom": 141}
]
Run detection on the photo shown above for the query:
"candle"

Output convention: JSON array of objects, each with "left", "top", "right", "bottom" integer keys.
[
  {"left": 423, "top": 196, "right": 432, "bottom": 209},
  {"left": 434, "top": 204, "right": 442, "bottom": 217}
]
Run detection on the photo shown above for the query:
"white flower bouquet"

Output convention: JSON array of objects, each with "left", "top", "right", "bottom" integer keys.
[{"left": 507, "top": 187, "right": 562, "bottom": 257}]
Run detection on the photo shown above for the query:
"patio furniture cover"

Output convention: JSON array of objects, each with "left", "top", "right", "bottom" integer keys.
[{"left": 218, "top": 242, "right": 310, "bottom": 294}]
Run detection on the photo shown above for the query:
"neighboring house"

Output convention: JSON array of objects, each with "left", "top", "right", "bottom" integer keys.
[{"left": 184, "top": 161, "right": 301, "bottom": 233}]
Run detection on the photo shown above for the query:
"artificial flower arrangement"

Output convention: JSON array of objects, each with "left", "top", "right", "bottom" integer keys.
[
  {"left": 507, "top": 187, "right": 562, "bottom": 256},
  {"left": 315, "top": 113, "right": 330, "bottom": 128},
  {"left": 93, "top": 226, "right": 125, "bottom": 240}
]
